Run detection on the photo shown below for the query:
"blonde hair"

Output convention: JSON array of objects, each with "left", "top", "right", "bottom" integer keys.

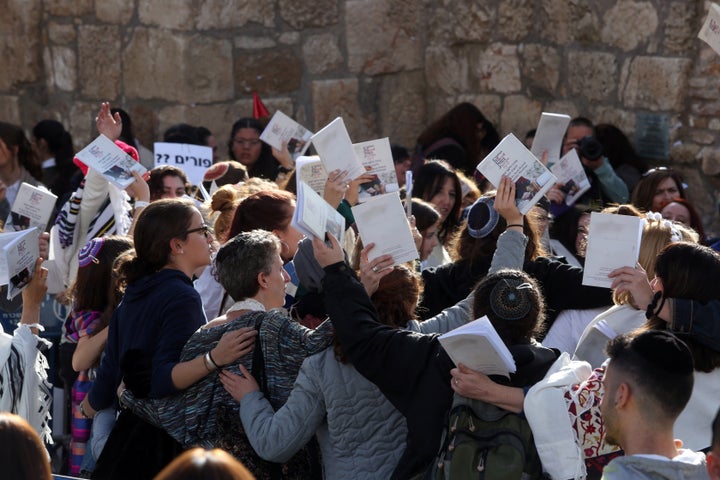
[{"left": 208, "top": 186, "right": 241, "bottom": 244}]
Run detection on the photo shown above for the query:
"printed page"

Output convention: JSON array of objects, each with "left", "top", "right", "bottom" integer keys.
[
  {"left": 699, "top": 3, "right": 720, "bottom": 56},
  {"left": 295, "top": 155, "right": 328, "bottom": 196},
  {"left": 438, "top": 316, "right": 516, "bottom": 377},
  {"left": 310, "top": 117, "right": 366, "bottom": 182},
  {"left": 476, "top": 133, "right": 557, "bottom": 215},
  {"left": 582, "top": 212, "right": 643, "bottom": 288},
  {"left": 550, "top": 149, "right": 591, "bottom": 206},
  {"left": 530, "top": 112, "right": 571, "bottom": 168},
  {"left": 259, "top": 111, "right": 313, "bottom": 158},
  {"left": 5, "top": 183, "right": 57, "bottom": 232},
  {"left": 75, "top": 134, "right": 148, "bottom": 189},
  {"left": 352, "top": 137, "right": 400, "bottom": 203},
  {"left": 0, "top": 228, "right": 40, "bottom": 300},
  {"left": 153, "top": 142, "right": 213, "bottom": 186},
  {"left": 351, "top": 192, "right": 418, "bottom": 265},
  {"left": 291, "top": 182, "right": 345, "bottom": 245}
]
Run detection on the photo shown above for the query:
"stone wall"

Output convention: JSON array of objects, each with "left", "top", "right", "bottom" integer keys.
[{"left": 4, "top": 0, "right": 720, "bottom": 233}]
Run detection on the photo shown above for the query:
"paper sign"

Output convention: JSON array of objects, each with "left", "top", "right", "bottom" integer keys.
[{"left": 153, "top": 142, "right": 213, "bottom": 186}]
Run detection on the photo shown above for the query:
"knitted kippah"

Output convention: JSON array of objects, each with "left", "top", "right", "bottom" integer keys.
[
  {"left": 467, "top": 196, "right": 499, "bottom": 239},
  {"left": 78, "top": 237, "right": 106, "bottom": 268},
  {"left": 489, "top": 277, "right": 534, "bottom": 321},
  {"left": 630, "top": 330, "right": 694, "bottom": 375}
]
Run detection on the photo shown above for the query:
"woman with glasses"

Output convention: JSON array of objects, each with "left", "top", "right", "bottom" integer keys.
[
  {"left": 631, "top": 167, "right": 686, "bottom": 213},
  {"left": 80, "top": 199, "right": 258, "bottom": 479},
  {"left": 228, "top": 118, "right": 294, "bottom": 182}
]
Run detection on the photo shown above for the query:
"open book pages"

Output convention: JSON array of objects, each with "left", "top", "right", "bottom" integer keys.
[
  {"left": 699, "top": 2, "right": 720, "bottom": 56},
  {"left": 530, "top": 112, "right": 571, "bottom": 168},
  {"left": 153, "top": 142, "right": 213, "bottom": 186},
  {"left": 5, "top": 183, "right": 57, "bottom": 232},
  {"left": 352, "top": 137, "right": 400, "bottom": 202},
  {"left": 291, "top": 181, "right": 345, "bottom": 245},
  {"left": 550, "top": 149, "right": 591, "bottom": 206},
  {"left": 476, "top": 133, "right": 557, "bottom": 215},
  {"left": 309, "top": 117, "right": 366, "bottom": 182},
  {"left": 582, "top": 212, "right": 643, "bottom": 288},
  {"left": 296, "top": 156, "right": 328, "bottom": 196},
  {"left": 0, "top": 227, "right": 40, "bottom": 300},
  {"left": 76, "top": 134, "right": 147, "bottom": 189},
  {"left": 259, "top": 110, "right": 313, "bottom": 158},
  {"left": 438, "top": 316, "right": 516, "bottom": 378},
  {"left": 351, "top": 192, "right": 418, "bottom": 266}
]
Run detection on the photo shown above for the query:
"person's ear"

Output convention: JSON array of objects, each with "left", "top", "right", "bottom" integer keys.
[
  {"left": 169, "top": 238, "right": 185, "bottom": 255},
  {"left": 614, "top": 382, "right": 630, "bottom": 409},
  {"left": 257, "top": 271, "right": 268, "bottom": 289}
]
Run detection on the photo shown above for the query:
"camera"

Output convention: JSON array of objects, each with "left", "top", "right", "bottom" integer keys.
[{"left": 576, "top": 136, "right": 604, "bottom": 161}]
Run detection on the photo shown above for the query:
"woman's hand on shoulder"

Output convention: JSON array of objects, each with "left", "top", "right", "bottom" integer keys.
[
  {"left": 220, "top": 364, "right": 259, "bottom": 402},
  {"left": 212, "top": 326, "right": 258, "bottom": 366}
]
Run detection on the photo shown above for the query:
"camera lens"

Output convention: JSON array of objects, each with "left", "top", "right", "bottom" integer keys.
[{"left": 577, "top": 136, "right": 604, "bottom": 161}]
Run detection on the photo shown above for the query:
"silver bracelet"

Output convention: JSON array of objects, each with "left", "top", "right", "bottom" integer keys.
[{"left": 204, "top": 352, "right": 218, "bottom": 371}]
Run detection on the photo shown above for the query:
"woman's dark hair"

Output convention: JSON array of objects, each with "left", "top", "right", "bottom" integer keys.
[
  {"left": 154, "top": 448, "right": 255, "bottom": 480},
  {"left": 549, "top": 206, "right": 591, "bottom": 259},
  {"left": 215, "top": 229, "right": 280, "bottom": 301},
  {"left": 73, "top": 236, "right": 134, "bottom": 331},
  {"left": 0, "top": 413, "right": 52, "bottom": 480},
  {"left": 0, "top": 121, "right": 42, "bottom": 180},
  {"left": 417, "top": 102, "right": 500, "bottom": 175},
  {"left": 413, "top": 160, "right": 462, "bottom": 242},
  {"left": 595, "top": 123, "right": 648, "bottom": 173},
  {"left": 645, "top": 242, "right": 720, "bottom": 372},
  {"left": 631, "top": 168, "right": 686, "bottom": 213},
  {"left": 164, "top": 123, "right": 202, "bottom": 145},
  {"left": 32, "top": 119, "right": 75, "bottom": 169},
  {"left": 228, "top": 117, "right": 277, "bottom": 180},
  {"left": 411, "top": 198, "right": 441, "bottom": 232},
  {"left": 228, "top": 189, "right": 295, "bottom": 239},
  {"left": 116, "top": 199, "right": 197, "bottom": 284},
  {"left": 472, "top": 269, "right": 545, "bottom": 345},
  {"left": 148, "top": 165, "right": 190, "bottom": 200},
  {"left": 662, "top": 197, "right": 706, "bottom": 242}
]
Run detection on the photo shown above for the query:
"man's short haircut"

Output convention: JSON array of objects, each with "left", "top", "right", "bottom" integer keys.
[
  {"left": 605, "top": 330, "right": 694, "bottom": 420},
  {"left": 569, "top": 117, "right": 595, "bottom": 129}
]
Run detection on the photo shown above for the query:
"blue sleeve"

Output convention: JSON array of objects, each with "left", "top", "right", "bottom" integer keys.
[
  {"left": 594, "top": 157, "right": 629, "bottom": 203},
  {"left": 670, "top": 298, "right": 720, "bottom": 351}
]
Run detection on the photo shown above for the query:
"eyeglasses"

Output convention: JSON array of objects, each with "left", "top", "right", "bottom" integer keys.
[
  {"left": 185, "top": 223, "right": 214, "bottom": 238},
  {"left": 233, "top": 138, "right": 261, "bottom": 147}
]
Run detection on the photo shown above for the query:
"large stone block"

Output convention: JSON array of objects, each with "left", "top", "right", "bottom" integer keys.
[
  {"left": 500, "top": 95, "right": 542, "bottom": 138},
  {"left": 621, "top": 56, "right": 692, "bottom": 111},
  {"left": 303, "top": 33, "right": 344, "bottom": 75},
  {"left": 498, "top": 0, "right": 535, "bottom": 42},
  {"left": 700, "top": 147, "right": 720, "bottom": 176},
  {"left": 235, "top": 49, "right": 302, "bottom": 95},
  {"left": 589, "top": 106, "right": 636, "bottom": 135},
  {"left": 234, "top": 36, "right": 277, "bottom": 50},
  {"left": 78, "top": 26, "right": 121, "bottom": 99},
  {"left": 311, "top": 79, "right": 377, "bottom": 142},
  {"left": 429, "top": 0, "right": 495, "bottom": 44},
  {"left": 278, "top": 0, "right": 338, "bottom": 29},
  {"left": 346, "top": 0, "right": 422, "bottom": 75},
  {"left": 0, "top": 0, "right": 41, "bottom": 91},
  {"left": 125, "top": 29, "right": 234, "bottom": 103},
  {"left": 425, "top": 46, "right": 469, "bottom": 96},
  {"left": 48, "top": 23, "right": 76, "bottom": 44},
  {"left": 95, "top": 0, "right": 134, "bottom": 24},
  {"left": 521, "top": 44, "right": 561, "bottom": 95},
  {"left": 540, "top": 0, "right": 599, "bottom": 45},
  {"left": 69, "top": 101, "right": 102, "bottom": 147},
  {"left": 567, "top": 50, "right": 618, "bottom": 102},
  {"left": 378, "top": 71, "right": 426, "bottom": 148},
  {"left": 472, "top": 44, "right": 521, "bottom": 94},
  {"left": 139, "top": 1, "right": 194, "bottom": 30},
  {"left": 43, "top": 46, "right": 76, "bottom": 92},
  {"left": 664, "top": 1, "right": 700, "bottom": 54},
  {"left": 44, "top": 0, "right": 92, "bottom": 16},
  {"left": 0, "top": 96, "right": 21, "bottom": 125},
  {"left": 601, "top": 1, "right": 657, "bottom": 52},
  {"left": 197, "top": 0, "right": 275, "bottom": 29}
]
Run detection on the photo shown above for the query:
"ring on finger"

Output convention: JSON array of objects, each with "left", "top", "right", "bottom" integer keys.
[{"left": 372, "top": 266, "right": 378, "bottom": 273}]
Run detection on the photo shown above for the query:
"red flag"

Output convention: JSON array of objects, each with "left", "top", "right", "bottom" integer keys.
[{"left": 253, "top": 92, "right": 270, "bottom": 119}]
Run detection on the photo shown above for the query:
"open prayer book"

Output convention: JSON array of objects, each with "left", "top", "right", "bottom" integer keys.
[
  {"left": 549, "top": 149, "right": 591, "bottom": 206},
  {"left": 260, "top": 110, "right": 313, "bottom": 158},
  {"left": 295, "top": 155, "right": 328, "bottom": 196},
  {"left": 0, "top": 227, "right": 40, "bottom": 300},
  {"left": 439, "top": 316, "right": 516, "bottom": 378},
  {"left": 291, "top": 181, "right": 345, "bottom": 245},
  {"left": 476, "top": 133, "right": 556, "bottom": 215},
  {"left": 530, "top": 112, "right": 571, "bottom": 168},
  {"left": 75, "top": 134, "right": 147, "bottom": 189},
  {"left": 5, "top": 183, "right": 57, "bottom": 232},
  {"left": 352, "top": 137, "right": 400, "bottom": 202},
  {"left": 582, "top": 212, "right": 643, "bottom": 288}
]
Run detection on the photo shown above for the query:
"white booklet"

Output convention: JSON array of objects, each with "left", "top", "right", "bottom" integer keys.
[
  {"left": 699, "top": 2, "right": 720, "bottom": 57},
  {"left": 291, "top": 181, "right": 345, "bottom": 245},
  {"left": 0, "top": 227, "right": 40, "bottom": 300},
  {"left": 75, "top": 134, "right": 147, "bottom": 189},
  {"left": 476, "top": 133, "right": 557, "bottom": 215},
  {"left": 259, "top": 111, "right": 313, "bottom": 159},
  {"left": 296, "top": 155, "right": 328, "bottom": 196},
  {"left": 309, "top": 117, "right": 366, "bottom": 182},
  {"left": 550, "top": 149, "right": 591, "bottom": 206},
  {"left": 5, "top": 183, "right": 57, "bottom": 232},
  {"left": 582, "top": 212, "right": 643, "bottom": 288},
  {"left": 351, "top": 192, "right": 418, "bottom": 266},
  {"left": 438, "top": 316, "right": 517, "bottom": 378},
  {"left": 530, "top": 112, "right": 571, "bottom": 168},
  {"left": 352, "top": 137, "right": 400, "bottom": 202}
]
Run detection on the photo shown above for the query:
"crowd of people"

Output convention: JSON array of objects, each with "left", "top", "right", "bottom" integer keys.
[{"left": 0, "top": 100, "right": 718, "bottom": 480}]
